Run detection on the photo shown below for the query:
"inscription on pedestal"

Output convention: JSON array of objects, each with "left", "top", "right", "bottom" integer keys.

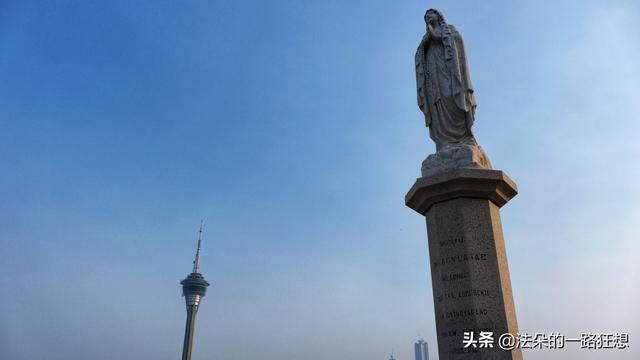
[{"left": 425, "top": 197, "right": 522, "bottom": 359}]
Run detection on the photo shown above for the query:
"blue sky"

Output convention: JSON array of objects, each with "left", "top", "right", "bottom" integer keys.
[{"left": 1, "top": 1, "right": 639, "bottom": 359}]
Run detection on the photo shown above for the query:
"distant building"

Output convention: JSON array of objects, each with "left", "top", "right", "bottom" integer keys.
[{"left": 414, "top": 339, "right": 428, "bottom": 360}]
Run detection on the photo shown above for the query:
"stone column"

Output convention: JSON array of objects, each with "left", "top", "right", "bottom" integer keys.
[{"left": 406, "top": 168, "right": 522, "bottom": 360}]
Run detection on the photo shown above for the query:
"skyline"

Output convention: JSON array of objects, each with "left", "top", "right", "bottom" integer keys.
[{"left": 1, "top": 1, "right": 639, "bottom": 359}]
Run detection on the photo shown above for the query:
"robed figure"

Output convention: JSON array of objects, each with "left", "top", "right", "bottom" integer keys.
[
  {"left": 416, "top": 9, "right": 477, "bottom": 151},
  {"left": 415, "top": 9, "right": 491, "bottom": 176}
]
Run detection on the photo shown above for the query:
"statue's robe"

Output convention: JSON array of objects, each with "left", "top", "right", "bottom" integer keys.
[{"left": 416, "top": 24, "right": 477, "bottom": 150}]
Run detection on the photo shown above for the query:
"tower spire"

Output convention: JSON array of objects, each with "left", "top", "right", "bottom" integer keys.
[{"left": 193, "top": 220, "right": 203, "bottom": 273}]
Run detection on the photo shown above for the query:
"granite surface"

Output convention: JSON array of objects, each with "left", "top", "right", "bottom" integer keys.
[{"left": 406, "top": 168, "right": 522, "bottom": 359}]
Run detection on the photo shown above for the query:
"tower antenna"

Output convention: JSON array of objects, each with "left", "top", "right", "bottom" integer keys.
[{"left": 193, "top": 220, "right": 203, "bottom": 273}]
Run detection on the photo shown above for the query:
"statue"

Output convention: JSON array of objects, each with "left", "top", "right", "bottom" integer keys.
[{"left": 415, "top": 9, "right": 492, "bottom": 177}]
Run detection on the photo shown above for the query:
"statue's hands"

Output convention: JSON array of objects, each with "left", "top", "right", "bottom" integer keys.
[{"left": 422, "top": 27, "right": 432, "bottom": 45}]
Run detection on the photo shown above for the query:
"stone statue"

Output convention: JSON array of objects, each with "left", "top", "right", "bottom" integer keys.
[{"left": 415, "top": 9, "right": 492, "bottom": 177}]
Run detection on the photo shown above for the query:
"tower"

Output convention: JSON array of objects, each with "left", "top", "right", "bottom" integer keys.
[
  {"left": 414, "top": 339, "right": 429, "bottom": 360},
  {"left": 180, "top": 222, "right": 210, "bottom": 360}
]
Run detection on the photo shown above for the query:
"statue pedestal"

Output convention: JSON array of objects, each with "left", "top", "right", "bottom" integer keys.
[{"left": 406, "top": 168, "right": 523, "bottom": 360}]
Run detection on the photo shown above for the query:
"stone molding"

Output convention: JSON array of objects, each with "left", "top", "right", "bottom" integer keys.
[{"left": 405, "top": 168, "right": 518, "bottom": 215}]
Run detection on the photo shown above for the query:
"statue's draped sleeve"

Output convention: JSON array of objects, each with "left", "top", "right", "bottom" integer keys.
[
  {"left": 415, "top": 39, "right": 430, "bottom": 126},
  {"left": 446, "top": 25, "right": 476, "bottom": 120}
]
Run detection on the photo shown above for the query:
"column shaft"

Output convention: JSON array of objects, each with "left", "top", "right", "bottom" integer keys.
[{"left": 182, "top": 306, "right": 198, "bottom": 360}]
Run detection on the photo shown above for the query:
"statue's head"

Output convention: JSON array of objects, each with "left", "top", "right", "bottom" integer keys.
[{"left": 424, "top": 9, "right": 445, "bottom": 25}]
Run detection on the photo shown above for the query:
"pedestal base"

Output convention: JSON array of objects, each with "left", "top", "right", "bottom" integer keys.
[
  {"left": 406, "top": 169, "right": 522, "bottom": 360},
  {"left": 421, "top": 144, "right": 492, "bottom": 178}
]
